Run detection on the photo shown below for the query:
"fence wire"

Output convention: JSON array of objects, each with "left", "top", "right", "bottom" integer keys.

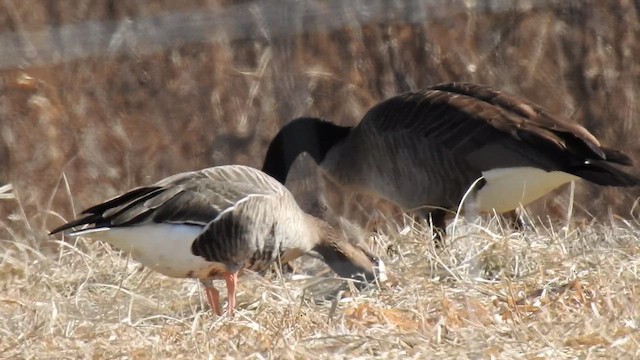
[{"left": 0, "top": 0, "right": 572, "bottom": 70}]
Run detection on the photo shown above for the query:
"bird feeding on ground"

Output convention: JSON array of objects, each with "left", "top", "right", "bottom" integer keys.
[{"left": 50, "top": 165, "right": 386, "bottom": 316}]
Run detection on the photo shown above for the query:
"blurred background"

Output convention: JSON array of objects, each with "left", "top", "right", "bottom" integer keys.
[{"left": 1, "top": 0, "right": 639, "bottom": 238}]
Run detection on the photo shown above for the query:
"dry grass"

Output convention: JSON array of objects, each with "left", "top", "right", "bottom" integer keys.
[
  {"left": 1, "top": 0, "right": 640, "bottom": 229},
  {"left": 2, "top": 184, "right": 640, "bottom": 359}
]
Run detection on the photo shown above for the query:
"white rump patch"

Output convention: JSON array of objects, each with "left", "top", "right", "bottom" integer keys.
[
  {"left": 476, "top": 167, "right": 579, "bottom": 213},
  {"left": 69, "top": 224, "right": 214, "bottom": 278}
]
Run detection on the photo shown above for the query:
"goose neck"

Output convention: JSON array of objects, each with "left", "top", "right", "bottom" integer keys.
[{"left": 262, "top": 117, "right": 351, "bottom": 184}]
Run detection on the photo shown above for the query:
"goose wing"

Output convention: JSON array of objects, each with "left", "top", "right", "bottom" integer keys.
[
  {"left": 190, "top": 193, "right": 292, "bottom": 270},
  {"left": 50, "top": 165, "right": 287, "bottom": 234},
  {"left": 359, "top": 82, "right": 633, "bottom": 172}
]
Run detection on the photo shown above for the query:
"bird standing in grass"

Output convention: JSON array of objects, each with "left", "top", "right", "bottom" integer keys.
[
  {"left": 262, "top": 82, "right": 640, "bottom": 241},
  {"left": 50, "top": 165, "right": 385, "bottom": 316}
]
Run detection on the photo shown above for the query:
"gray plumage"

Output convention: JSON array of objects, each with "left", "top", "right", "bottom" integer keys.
[{"left": 50, "top": 165, "right": 384, "bottom": 315}]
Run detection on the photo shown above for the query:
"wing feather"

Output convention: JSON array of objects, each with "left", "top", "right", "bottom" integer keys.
[
  {"left": 357, "top": 82, "right": 630, "bottom": 172},
  {"left": 190, "top": 193, "right": 289, "bottom": 271},
  {"left": 49, "top": 165, "right": 289, "bottom": 235}
]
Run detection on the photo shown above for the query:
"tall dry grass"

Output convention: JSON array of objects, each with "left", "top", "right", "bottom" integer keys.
[{"left": 2, "top": 1, "right": 640, "bottom": 358}]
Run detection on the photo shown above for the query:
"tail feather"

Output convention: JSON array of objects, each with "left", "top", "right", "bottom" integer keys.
[
  {"left": 600, "top": 147, "right": 634, "bottom": 166},
  {"left": 49, "top": 213, "right": 105, "bottom": 235},
  {"left": 68, "top": 227, "right": 110, "bottom": 237},
  {"left": 570, "top": 160, "right": 640, "bottom": 187}
]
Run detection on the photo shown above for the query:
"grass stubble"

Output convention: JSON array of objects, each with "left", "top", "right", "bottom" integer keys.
[{"left": 1, "top": 182, "right": 640, "bottom": 359}]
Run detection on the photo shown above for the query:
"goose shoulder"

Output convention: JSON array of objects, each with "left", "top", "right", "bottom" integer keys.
[{"left": 200, "top": 164, "right": 289, "bottom": 197}]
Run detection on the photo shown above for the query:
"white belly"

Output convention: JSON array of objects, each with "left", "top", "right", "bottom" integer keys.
[
  {"left": 476, "top": 167, "right": 579, "bottom": 213},
  {"left": 71, "top": 224, "right": 216, "bottom": 278}
]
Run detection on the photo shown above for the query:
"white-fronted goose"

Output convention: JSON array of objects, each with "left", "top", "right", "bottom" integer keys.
[
  {"left": 49, "top": 165, "right": 385, "bottom": 316},
  {"left": 262, "top": 82, "right": 639, "bottom": 238}
]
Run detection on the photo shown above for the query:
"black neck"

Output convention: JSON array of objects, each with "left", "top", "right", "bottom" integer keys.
[{"left": 261, "top": 117, "right": 351, "bottom": 184}]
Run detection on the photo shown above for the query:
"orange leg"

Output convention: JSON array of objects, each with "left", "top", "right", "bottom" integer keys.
[
  {"left": 202, "top": 284, "right": 222, "bottom": 316},
  {"left": 224, "top": 271, "right": 239, "bottom": 317}
]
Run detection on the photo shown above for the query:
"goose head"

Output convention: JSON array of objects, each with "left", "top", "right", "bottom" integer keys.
[
  {"left": 351, "top": 243, "right": 387, "bottom": 285},
  {"left": 308, "top": 215, "right": 387, "bottom": 286}
]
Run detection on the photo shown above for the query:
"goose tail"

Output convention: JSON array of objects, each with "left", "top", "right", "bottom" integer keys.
[
  {"left": 49, "top": 214, "right": 104, "bottom": 235},
  {"left": 570, "top": 160, "right": 640, "bottom": 187},
  {"left": 601, "top": 147, "right": 634, "bottom": 166}
]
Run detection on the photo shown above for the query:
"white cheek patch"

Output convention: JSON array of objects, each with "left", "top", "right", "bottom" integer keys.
[
  {"left": 376, "top": 259, "right": 388, "bottom": 283},
  {"left": 475, "top": 167, "right": 579, "bottom": 213}
]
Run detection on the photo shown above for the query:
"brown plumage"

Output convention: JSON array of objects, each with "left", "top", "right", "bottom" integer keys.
[
  {"left": 262, "top": 82, "right": 639, "bottom": 240},
  {"left": 50, "top": 165, "right": 385, "bottom": 316}
]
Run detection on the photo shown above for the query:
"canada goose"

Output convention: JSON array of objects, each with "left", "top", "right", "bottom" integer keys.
[
  {"left": 49, "top": 165, "right": 385, "bottom": 316},
  {"left": 262, "top": 82, "right": 639, "bottom": 238}
]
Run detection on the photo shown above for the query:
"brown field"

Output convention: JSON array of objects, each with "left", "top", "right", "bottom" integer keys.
[{"left": 1, "top": 1, "right": 640, "bottom": 358}]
